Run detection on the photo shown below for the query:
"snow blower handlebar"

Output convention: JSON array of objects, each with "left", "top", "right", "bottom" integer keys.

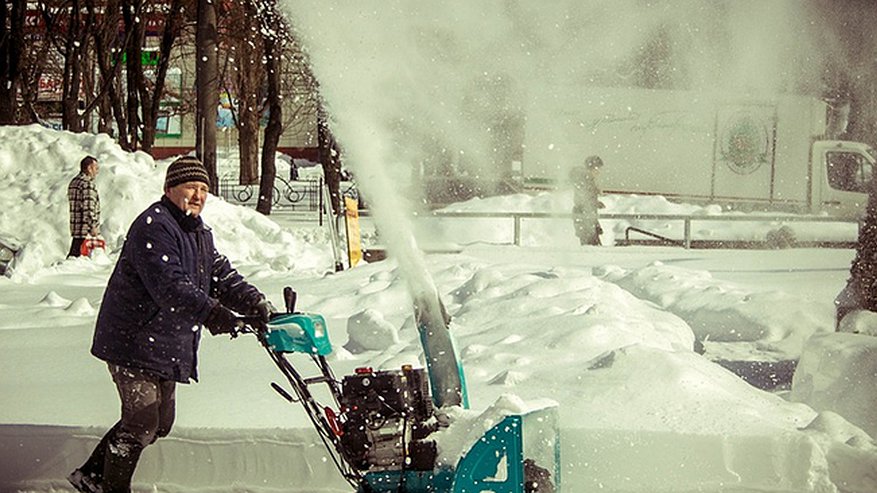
[
  {"left": 233, "top": 287, "right": 362, "bottom": 487},
  {"left": 230, "top": 316, "right": 267, "bottom": 338},
  {"left": 231, "top": 287, "right": 297, "bottom": 338},
  {"left": 230, "top": 286, "right": 298, "bottom": 338}
]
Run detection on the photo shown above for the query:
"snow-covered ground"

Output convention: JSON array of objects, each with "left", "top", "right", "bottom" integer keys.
[{"left": 1, "top": 126, "right": 877, "bottom": 492}]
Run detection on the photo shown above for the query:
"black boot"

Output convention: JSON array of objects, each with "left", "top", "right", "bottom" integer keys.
[
  {"left": 84, "top": 424, "right": 121, "bottom": 475},
  {"left": 101, "top": 432, "right": 144, "bottom": 493},
  {"left": 67, "top": 469, "right": 103, "bottom": 493},
  {"left": 68, "top": 423, "right": 121, "bottom": 493}
]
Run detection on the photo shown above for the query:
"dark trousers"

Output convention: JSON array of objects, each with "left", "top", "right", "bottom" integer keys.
[
  {"left": 68, "top": 237, "right": 85, "bottom": 258},
  {"left": 76, "top": 364, "right": 176, "bottom": 492}
]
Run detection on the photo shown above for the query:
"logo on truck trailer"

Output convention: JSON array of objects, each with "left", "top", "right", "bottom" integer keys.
[{"left": 719, "top": 110, "right": 772, "bottom": 175}]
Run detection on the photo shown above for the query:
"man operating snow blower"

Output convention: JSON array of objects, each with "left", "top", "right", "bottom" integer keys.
[{"left": 68, "top": 156, "right": 275, "bottom": 493}]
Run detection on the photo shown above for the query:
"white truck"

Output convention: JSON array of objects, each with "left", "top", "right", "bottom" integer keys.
[{"left": 521, "top": 86, "right": 876, "bottom": 217}]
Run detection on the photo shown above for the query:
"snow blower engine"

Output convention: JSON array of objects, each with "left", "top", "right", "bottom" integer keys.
[
  {"left": 240, "top": 287, "right": 560, "bottom": 493},
  {"left": 339, "top": 365, "right": 438, "bottom": 473}
]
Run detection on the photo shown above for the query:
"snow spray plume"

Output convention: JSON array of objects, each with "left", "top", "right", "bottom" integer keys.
[
  {"left": 281, "top": 1, "right": 826, "bottom": 197},
  {"left": 277, "top": 1, "right": 833, "bottom": 399},
  {"left": 318, "top": 113, "right": 465, "bottom": 407}
]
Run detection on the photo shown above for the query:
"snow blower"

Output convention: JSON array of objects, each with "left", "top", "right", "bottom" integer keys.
[{"left": 239, "top": 287, "right": 560, "bottom": 493}]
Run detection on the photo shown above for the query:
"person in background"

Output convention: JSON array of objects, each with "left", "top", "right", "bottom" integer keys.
[
  {"left": 68, "top": 156, "right": 275, "bottom": 493},
  {"left": 67, "top": 156, "right": 101, "bottom": 257},
  {"left": 570, "top": 155, "right": 605, "bottom": 246}
]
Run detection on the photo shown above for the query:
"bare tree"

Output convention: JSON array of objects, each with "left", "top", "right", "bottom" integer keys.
[
  {"left": 255, "top": 0, "right": 285, "bottom": 215},
  {"left": 121, "top": 0, "right": 146, "bottom": 147},
  {"left": 317, "top": 105, "right": 343, "bottom": 215},
  {"left": 38, "top": 0, "right": 90, "bottom": 131},
  {"left": 62, "top": 0, "right": 89, "bottom": 131},
  {"left": 121, "top": 0, "right": 188, "bottom": 151},
  {"left": 17, "top": 38, "right": 52, "bottom": 125},
  {"left": 138, "top": 0, "right": 186, "bottom": 152},
  {"left": 221, "top": 0, "right": 265, "bottom": 186},
  {"left": 84, "top": 0, "right": 128, "bottom": 141},
  {"left": 279, "top": 38, "right": 320, "bottom": 169},
  {"left": 196, "top": 0, "right": 219, "bottom": 192},
  {"left": 0, "top": 0, "right": 26, "bottom": 124}
]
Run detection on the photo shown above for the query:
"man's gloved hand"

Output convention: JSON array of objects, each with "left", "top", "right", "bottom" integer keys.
[
  {"left": 205, "top": 304, "right": 243, "bottom": 336},
  {"left": 251, "top": 298, "right": 278, "bottom": 324}
]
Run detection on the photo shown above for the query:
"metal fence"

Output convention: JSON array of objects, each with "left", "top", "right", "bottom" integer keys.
[
  {"left": 418, "top": 211, "right": 861, "bottom": 249},
  {"left": 219, "top": 175, "right": 323, "bottom": 212}
]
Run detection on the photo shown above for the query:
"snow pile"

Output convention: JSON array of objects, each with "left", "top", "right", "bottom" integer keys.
[
  {"left": 0, "top": 125, "right": 332, "bottom": 279},
  {"left": 344, "top": 308, "right": 400, "bottom": 352},
  {"left": 0, "top": 425, "right": 351, "bottom": 493},
  {"left": 0, "top": 125, "right": 155, "bottom": 275},
  {"left": 792, "top": 332, "right": 877, "bottom": 439},
  {"left": 598, "top": 261, "right": 834, "bottom": 360},
  {"left": 837, "top": 309, "right": 877, "bottom": 336},
  {"left": 799, "top": 412, "right": 877, "bottom": 493},
  {"left": 1, "top": 225, "right": 874, "bottom": 492},
  {"left": 0, "top": 125, "right": 873, "bottom": 492}
]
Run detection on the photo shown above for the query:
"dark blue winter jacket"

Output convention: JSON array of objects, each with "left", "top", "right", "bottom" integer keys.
[{"left": 92, "top": 195, "right": 263, "bottom": 382}]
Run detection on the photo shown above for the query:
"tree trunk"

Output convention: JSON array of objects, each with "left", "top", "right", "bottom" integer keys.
[
  {"left": 97, "top": 91, "right": 113, "bottom": 135},
  {"left": 87, "top": 0, "right": 130, "bottom": 148},
  {"left": 236, "top": 2, "right": 263, "bottom": 186},
  {"left": 257, "top": 32, "right": 282, "bottom": 215},
  {"left": 318, "top": 107, "right": 343, "bottom": 215},
  {"left": 239, "top": 110, "right": 261, "bottom": 185},
  {"left": 0, "top": 0, "right": 25, "bottom": 124},
  {"left": 62, "top": 0, "right": 85, "bottom": 132},
  {"left": 123, "top": 0, "right": 145, "bottom": 149},
  {"left": 140, "top": 0, "right": 184, "bottom": 154},
  {"left": 80, "top": 52, "right": 96, "bottom": 132},
  {"left": 18, "top": 39, "right": 50, "bottom": 125},
  {"left": 196, "top": 0, "right": 219, "bottom": 194}
]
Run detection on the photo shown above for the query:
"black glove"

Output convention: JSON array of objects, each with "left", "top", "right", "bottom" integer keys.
[
  {"left": 205, "top": 304, "right": 243, "bottom": 336},
  {"left": 251, "top": 298, "right": 278, "bottom": 324}
]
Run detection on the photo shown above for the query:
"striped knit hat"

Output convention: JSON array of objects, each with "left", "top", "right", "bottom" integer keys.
[{"left": 165, "top": 156, "right": 211, "bottom": 190}]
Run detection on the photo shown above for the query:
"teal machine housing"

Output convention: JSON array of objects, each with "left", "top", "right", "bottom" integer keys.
[
  {"left": 261, "top": 311, "right": 560, "bottom": 493},
  {"left": 265, "top": 313, "right": 332, "bottom": 355},
  {"left": 358, "top": 411, "right": 561, "bottom": 493}
]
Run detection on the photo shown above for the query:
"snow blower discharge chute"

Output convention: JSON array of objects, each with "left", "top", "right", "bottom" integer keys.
[{"left": 238, "top": 287, "right": 560, "bottom": 493}]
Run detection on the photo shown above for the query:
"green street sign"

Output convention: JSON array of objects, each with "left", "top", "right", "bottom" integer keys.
[{"left": 119, "top": 51, "right": 161, "bottom": 66}]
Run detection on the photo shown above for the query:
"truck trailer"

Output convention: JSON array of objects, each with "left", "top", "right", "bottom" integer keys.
[{"left": 521, "top": 86, "right": 876, "bottom": 217}]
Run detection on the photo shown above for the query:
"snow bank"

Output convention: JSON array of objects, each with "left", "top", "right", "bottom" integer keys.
[
  {"left": 0, "top": 425, "right": 350, "bottom": 493},
  {"left": 598, "top": 261, "right": 834, "bottom": 360},
  {"left": 0, "top": 125, "right": 332, "bottom": 279},
  {"left": 2, "top": 240, "right": 875, "bottom": 491},
  {"left": 791, "top": 332, "right": 877, "bottom": 439},
  {"left": 837, "top": 309, "right": 877, "bottom": 336},
  {"left": 0, "top": 126, "right": 873, "bottom": 493}
]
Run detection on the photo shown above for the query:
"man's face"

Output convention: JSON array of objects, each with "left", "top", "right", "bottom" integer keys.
[
  {"left": 87, "top": 161, "right": 99, "bottom": 178},
  {"left": 165, "top": 181, "right": 209, "bottom": 217}
]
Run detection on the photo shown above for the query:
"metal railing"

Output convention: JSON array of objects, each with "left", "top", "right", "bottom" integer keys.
[
  {"left": 412, "top": 211, "right": 861, "bottom": 248},
  {"left": 219, "top": 175, "right": 323, "bottom": 211}
]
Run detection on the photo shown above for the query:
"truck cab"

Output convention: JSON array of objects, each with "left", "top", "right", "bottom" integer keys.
[{"left": 813, "top": 140, "right": 876, "bottom": 217}]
